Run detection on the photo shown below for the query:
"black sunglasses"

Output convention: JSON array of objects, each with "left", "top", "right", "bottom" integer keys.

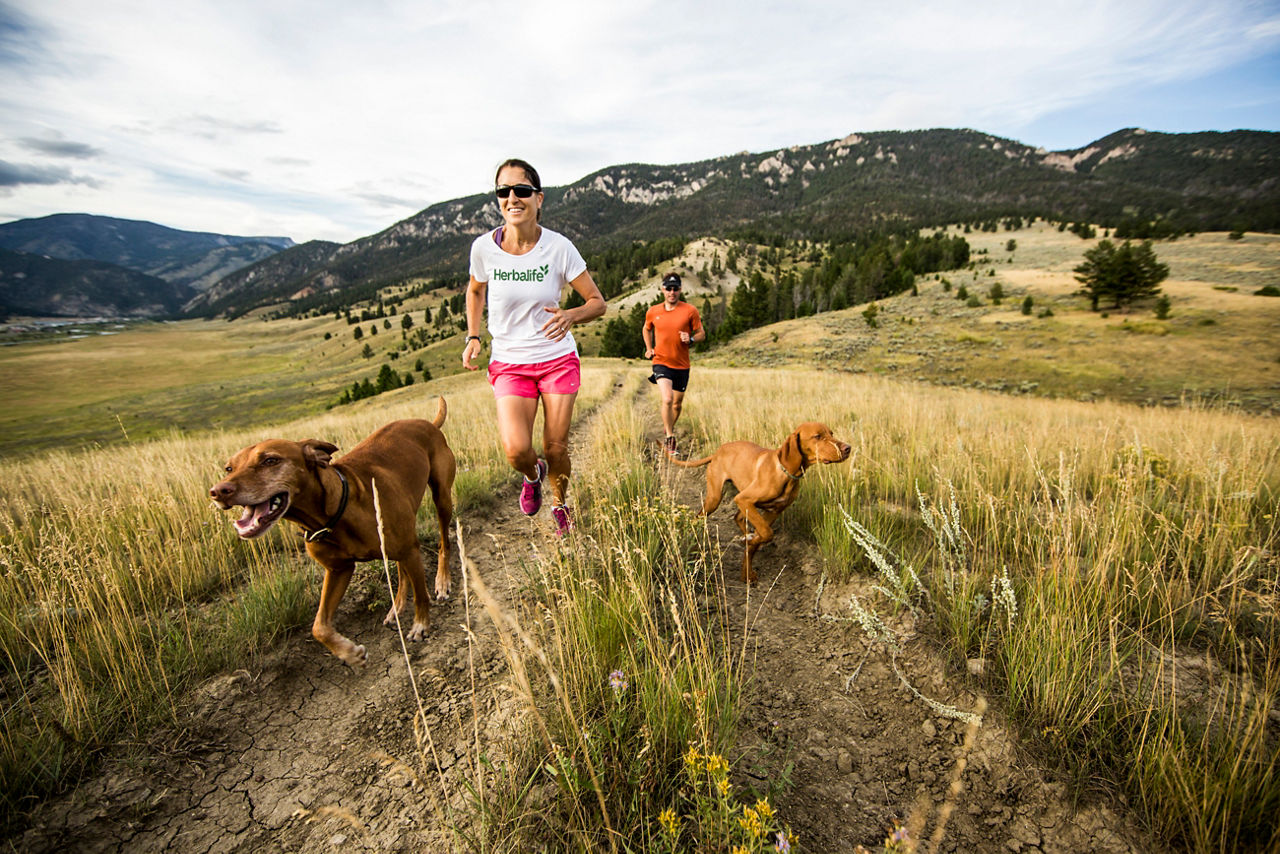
[
  {"left": 663, "top": 283, "right": 681, "bottom": 290},
  {"left": 496, "top": 184, "right": 539, "bottom": 199}
]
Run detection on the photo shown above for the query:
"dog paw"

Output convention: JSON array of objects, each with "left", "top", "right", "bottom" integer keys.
[
  {"left": 406, "top": 622, "right": 428, "bottom": 642},
  {"left": 342, "top": 644, "right": 368, "bottom": 668}
]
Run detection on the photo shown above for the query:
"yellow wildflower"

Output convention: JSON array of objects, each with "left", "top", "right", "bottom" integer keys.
[
  {"left": 755, "top": 798, "right": 775, "bottom": 820},
  {"left": 738, "top": 809, "right": 763, "bottom": 839},
  {"left": 683, "top": 745, "right": 701, "bottom": 769},
  {"left": 658, "top": 807, "right": 680, "bottom": 837}
]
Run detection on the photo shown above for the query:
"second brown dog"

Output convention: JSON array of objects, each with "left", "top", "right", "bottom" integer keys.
[
  {"left": 210, "top": 398, "right": 456, "bottom": 667},
  {"left": 672, "top": 422, "right": 850, "bottom": 584}
]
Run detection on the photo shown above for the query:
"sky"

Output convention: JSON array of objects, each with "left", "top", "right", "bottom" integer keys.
[{"left": 1, "top": 0, "right": 1278, "bottom": 245}]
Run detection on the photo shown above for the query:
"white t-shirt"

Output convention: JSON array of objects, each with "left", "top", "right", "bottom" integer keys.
[{"left": 469, "top": 226, "right": 587, "bottom": 364}]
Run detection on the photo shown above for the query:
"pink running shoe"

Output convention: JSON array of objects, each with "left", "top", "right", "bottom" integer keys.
[
  {"left": 519, "top": 459, "right": 547, "bottom": 516},
  {"left": 551, "top": 505, "right": 573, "bottom": 536}
]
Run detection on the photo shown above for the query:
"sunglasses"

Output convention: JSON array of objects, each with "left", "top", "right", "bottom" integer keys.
[
  {"left": 663, "top": 284, "right": 681, "bottom": 290},
  {"left": 495, "top": 184, "right": 539, "bottom": 199}
]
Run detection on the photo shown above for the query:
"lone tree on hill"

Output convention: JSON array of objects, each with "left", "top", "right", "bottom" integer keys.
[{"left": 1074, "top": 240, "right": 1169, "bottom": 311}]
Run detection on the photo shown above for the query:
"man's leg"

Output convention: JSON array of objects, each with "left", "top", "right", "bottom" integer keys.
[{"left": 657, "top": 377, "right": 677, "bottom": 437}]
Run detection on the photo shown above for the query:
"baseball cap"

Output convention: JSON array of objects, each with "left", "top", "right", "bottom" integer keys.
[{"left": 662, "top": 273, "right": 682, "bottom": 290}]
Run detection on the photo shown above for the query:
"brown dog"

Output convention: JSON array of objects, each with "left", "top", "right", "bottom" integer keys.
[
  {"left": 673, "top": 422, "right": 850, "bottom": 584},
  {"left": 209, "top": 398, "right": 456, "bottom": 667}
]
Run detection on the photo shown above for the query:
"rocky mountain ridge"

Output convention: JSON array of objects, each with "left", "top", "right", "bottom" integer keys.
[
  {"left": 201, "top": 126, "right": 1276, "bottom": 318},
  {"left": 13, "top": 127, "right": 1279, "bottom": 319}
]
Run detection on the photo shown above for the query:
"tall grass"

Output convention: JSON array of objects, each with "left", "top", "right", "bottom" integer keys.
[
  {"left": 459, "top": 371, "right": 795, "bottom": 851},
  {"left": 683, "top": 366, "right": 1280, "bottom": 852},
  {"left": 0, "top": 375, "right": 519, "bottom": 829},
  {"left": 2, "top": 358, "right": 1276, "bottom": 851}
]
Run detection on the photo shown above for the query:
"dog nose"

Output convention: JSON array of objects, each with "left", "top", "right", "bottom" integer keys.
[{"left": 210, "top": 482, "right": 235, "bottom": 500}]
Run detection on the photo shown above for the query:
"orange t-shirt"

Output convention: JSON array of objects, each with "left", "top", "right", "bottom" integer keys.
[{"left": 644, "top": 301, "right": 702, "bottom": 370}]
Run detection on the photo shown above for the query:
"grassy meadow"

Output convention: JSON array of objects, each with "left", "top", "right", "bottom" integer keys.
[
  {"left": 0, "top": 225, "right": 1278, "bottom": 850},
  {"left": 717, "top": 225, "right": 1280, "bottom": 413}
]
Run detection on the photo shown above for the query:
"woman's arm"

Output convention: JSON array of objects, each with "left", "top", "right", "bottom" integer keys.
[
  {"left": 541, "top": 269, "right": 606, "bottom": 341},
  {"left": 462, "top": 275, "right": 487, "bottom": 369}
]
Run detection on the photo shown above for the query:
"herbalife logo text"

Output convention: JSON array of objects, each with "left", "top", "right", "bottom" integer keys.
[{"left": 492, "top": 264, "right": 551, "bottom": 283}]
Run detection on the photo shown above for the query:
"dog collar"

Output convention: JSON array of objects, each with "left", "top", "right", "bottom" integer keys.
[
  {"left": 777, "top": 456, "right": 804, "bottom": 481},
  {"left": 305, "top": 467, "right": 349, "bottom": 543}
]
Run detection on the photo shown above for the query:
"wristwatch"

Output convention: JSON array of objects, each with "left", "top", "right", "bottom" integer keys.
[{"left": 465, "top": 335, "right": 481, "bottom": 343}]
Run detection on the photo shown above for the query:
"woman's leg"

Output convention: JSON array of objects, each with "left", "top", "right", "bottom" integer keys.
[
  {"left": 495, "top": 394, "right": 542, "bottom": 479},
  {"left": 540, "top": 392, "right": 577, "bottom": 505}
]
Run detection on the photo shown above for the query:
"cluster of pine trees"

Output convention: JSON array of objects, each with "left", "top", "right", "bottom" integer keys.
[
  {"left": 334, "top": 364, "right": 416, "bottom": 406},
  {"left": 599, "top": 230, "right": 970, "bottom": 358},
  {"left": 580, "top": 237, "right": 689, "bottom": 301},
  {"left": 1074, "top": 240, "right": 1170, "bottom": 310}
]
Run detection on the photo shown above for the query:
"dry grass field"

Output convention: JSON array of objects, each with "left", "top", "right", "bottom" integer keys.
[
  {"left": 715, "top": 224, "right": 1280, "bottom": 413},
  {"left": 2, "top": 360, "right": 1276, "bottom": 851},
  {"left": 0, "top": 226, "right": 1277, "bottom": 851}
]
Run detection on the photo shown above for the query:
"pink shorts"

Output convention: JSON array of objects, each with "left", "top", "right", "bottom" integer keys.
[{"left": 488, "top": 352, "right": 582, "bottom": 398}]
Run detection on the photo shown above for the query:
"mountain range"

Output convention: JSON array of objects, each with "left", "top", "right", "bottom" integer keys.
[
  {"left": 192, "top": 126, "right": 1279, "bottom": 318},
  {"left": 0, "top": 214, "right": 294, "bottom": 319},
  {"left": 5, "top": 127, "right": 1277, "bottom": 319}
]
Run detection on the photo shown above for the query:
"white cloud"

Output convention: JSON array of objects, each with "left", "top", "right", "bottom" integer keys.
[{"left": 1, "top": 0, "right": 1276, "bottom": 241}]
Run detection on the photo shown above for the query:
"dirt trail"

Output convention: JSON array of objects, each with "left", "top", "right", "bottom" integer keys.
[
  {"left": 643, "top": 411, "right": 1161, "bottom": 854},
  {"left": 13, "top": 382, "right": 1162, "bottom": 853}
]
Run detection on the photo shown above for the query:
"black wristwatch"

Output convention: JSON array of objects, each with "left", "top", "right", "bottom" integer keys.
[{"left": 466, "top": 335, "right": 481, "bottom": 343}]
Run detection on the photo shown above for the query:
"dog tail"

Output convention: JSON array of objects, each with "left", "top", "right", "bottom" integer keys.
[
  {"left": 432, "top": 396, "right": 447, "bottom": 428},
  {"left": 670, "top": 455, "right": 712, "bottom": 469}
]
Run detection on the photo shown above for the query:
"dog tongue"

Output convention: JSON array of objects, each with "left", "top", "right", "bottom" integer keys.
[{"left": 234, "top": 500, "right": 274, "bottom": 535}]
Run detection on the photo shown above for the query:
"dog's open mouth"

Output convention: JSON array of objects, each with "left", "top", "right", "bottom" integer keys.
[{"left": 233, "top": 492, "right": 290, "bottom": 539}]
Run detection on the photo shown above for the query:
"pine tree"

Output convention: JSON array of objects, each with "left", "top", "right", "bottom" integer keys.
[{"left": 1074, "top": 240, "right": 1169, "bottom": 310}]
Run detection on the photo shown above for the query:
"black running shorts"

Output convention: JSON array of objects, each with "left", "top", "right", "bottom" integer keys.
[{"left": 650, "top": 364, "right": 690, "bottom": 393}]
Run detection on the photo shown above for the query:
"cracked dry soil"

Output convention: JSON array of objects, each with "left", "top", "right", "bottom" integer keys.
[{"left": 12, "top": 385, "right": 1163, "bottom": 853}]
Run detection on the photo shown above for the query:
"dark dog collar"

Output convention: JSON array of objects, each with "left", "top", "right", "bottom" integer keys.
[
  {"left": 777, "top": 456, "right": 804, "bottom": 481},
  {"left": 305, "top": 467, "right": 349, "bottom": 543}
]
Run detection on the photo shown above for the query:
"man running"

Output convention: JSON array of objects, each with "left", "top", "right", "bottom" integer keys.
[{"left": 643, "top": 272, "right": 705, "bottom": 457}]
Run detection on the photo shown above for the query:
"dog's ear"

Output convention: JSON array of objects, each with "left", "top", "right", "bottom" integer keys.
[
  {"left": 301, "top": 440, "right": 339, "bottom": 468},
  {"left": 782, "top": 431, "right": 805, "bottom": 470}
]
